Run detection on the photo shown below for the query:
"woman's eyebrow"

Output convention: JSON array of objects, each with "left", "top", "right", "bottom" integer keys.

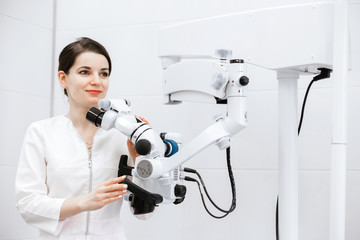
[
  {"left": 76, "top": 66, "right": 91, "bottom": 71},
  {"left": 76, "top": 66, "right": 109, "bottom": 71}
]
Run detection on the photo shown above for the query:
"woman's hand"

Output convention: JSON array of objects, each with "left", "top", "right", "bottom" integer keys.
[
  {"left": 127, "top": 115, "right": 150, "bottom": 163},
  {"left": 82, "top": 176, "right": 128, "bottom": 211},
  {"left": 60, "top": 176, "right": 128, "bottom": 220},
  {"left": 127, "top": 139, "right": 139, "bottom": 163}
]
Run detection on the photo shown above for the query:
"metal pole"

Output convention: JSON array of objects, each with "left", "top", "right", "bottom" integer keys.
[{"left": 278, "top": 70, "right": 300, "bottom": 240}]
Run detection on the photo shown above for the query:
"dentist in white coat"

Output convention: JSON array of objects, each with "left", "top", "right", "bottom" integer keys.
[{"left": 15, "top": 37, "right": 139, "bottom": 239}]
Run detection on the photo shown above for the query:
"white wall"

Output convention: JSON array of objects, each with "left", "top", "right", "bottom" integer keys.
[
  {"left": 1, "top": 0, "right": 359, "bottom": 239},
  {"left": 0, "top": 0, "right": 55, "bottom": 239}
]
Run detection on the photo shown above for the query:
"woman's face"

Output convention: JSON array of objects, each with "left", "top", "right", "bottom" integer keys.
[{"left": 59, "top": 51, "right": 110, "bottom": 109}]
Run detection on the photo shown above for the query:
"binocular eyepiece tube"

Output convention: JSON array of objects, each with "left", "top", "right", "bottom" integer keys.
[{"left": 86, "top": 107, "right": 105, "bottom": 127}]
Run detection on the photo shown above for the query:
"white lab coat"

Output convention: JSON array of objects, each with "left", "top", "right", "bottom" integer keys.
[{"left": 15, "top": 115, "right": 132, "bottom": 239}]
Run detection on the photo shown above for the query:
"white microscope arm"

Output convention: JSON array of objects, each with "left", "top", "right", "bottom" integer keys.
[
  {"left": 134, "top": 56, "right": 248, "bottom": 180},
  {"left": 161, "top": 111, "right": 246, "bottom": 174}
]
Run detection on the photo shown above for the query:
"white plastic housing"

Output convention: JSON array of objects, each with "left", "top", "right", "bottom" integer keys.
[{"left": 159, "top": 2, "right": 334, "bottom": 73}]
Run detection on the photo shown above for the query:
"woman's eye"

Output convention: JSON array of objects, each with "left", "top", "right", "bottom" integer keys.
[
  {"left": 101, "top": 72, "right": 109, "bottom": 77},
  {"left": 79, "top": 70, "right": 89, "bottom": 75}
]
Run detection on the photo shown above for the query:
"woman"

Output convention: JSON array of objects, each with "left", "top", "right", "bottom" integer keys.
[{"left": 15, "top": 37, "right": 138, "bottom": 239}]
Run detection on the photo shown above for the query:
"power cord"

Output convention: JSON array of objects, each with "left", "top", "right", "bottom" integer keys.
[
  {"left": 183, "top": 147, "right": 236, "bottom": 219},
  {"left": 298, "top": 68, "right": 332, "bottom": 135},
  {"left": 276, "top": 67, "right": 332, "bottom": 239}
]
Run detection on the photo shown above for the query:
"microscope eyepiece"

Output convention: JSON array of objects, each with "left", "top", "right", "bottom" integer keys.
[{"left": 86, "top": 107, "right": 105, "bottom": 127}]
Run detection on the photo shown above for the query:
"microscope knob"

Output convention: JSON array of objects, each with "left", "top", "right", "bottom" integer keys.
[
  {"left": 135, "top": 139, "right": 152, "bottom": 155},
  {"left": 174, "top": 184, "right": 187, "bottom": 197},
  {"left": 239, "top": 76, "right": 249, "bottom": 86}
]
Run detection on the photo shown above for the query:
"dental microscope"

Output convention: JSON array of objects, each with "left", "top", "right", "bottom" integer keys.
[{"left": 86, "top": 51, "right": 248, "bottom": 215}]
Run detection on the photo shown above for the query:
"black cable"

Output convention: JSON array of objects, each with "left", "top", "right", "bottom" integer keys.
[
  {"left": 186, "top": 171, "right": 230, "bottom": 213},
  {"left": 298, "top": 68, "right": 332, "bottom": 135},
  {"left": 183, "top": 146, "right": 236, "bottom": 218},
  {"left": 226, "top": 147, "right": 237, "bottom": 212},
  {"left": 298, "top": 79, "right": 315, "bottom": 135},
  {"left": 276, "top": 195, "right": 279, "bottom": 240},
  {"left": 185, "top": 176, "right": 231, "bottom": 219}
]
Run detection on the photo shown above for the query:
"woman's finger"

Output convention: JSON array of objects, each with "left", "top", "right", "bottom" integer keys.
[
  {"left": 103, "top": 183, "right": 128, "bottom": 193},
  {"left": 104, "top": 190, "right": 127, "bottom": 199},
  {"left": 102, "top": 176, "right": 126, "bottom": 186},
  {"left": 102, "top": 196, "right": 122, "bottom": 204}
]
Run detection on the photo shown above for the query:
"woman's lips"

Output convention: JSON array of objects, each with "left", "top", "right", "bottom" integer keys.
[{"left": 87, "top": 90, "right": 102, "bottom": 95}]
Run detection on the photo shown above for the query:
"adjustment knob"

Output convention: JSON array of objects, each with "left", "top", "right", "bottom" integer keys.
[
  {"left": 135, "top": 139, "right": 152, "bottom": 155},
  {"left": 174, "top": 184, "right": 187, "bottom": 197},
  {"left": 163, "top": 139, "right": 179, "bottom": 157},
  {"left": 239, "top": 76, "right": 249, "bottom": 86}
]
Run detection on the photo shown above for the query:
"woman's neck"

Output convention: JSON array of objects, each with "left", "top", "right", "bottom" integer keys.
[{"left": 67, "top": 103, "right": 97, "bottom": 133}]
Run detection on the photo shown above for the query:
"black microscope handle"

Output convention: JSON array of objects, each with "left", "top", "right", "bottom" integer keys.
[{"left": 122, "top": 178, "right": 163, "bottom": 205}]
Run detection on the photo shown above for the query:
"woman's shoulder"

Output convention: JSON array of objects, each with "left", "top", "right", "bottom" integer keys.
[
  {"left": 22, "top": 116, "right": 70, "bottom": 142},
  {"left": 28, "top": 115, "right": 69, "bottom": 131}
]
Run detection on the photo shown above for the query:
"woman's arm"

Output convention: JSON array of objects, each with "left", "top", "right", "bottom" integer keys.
[{"left": 15, "top": 122, "right": 65, "bottom": 235}]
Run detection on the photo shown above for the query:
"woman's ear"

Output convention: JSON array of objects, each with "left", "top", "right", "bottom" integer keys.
[{"left": 58, "top": 71, "right": 67, "bottom": 89}]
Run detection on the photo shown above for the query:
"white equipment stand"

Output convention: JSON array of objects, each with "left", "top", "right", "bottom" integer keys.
[
  {"left": 159, "top": 2, "right": 349, "bottom": 239},
  {"left": 277, "top": 70, "right": 299, "bottom": 238},
  {"left": 330, "top": 0, "right": 349, "bottom": 239}
]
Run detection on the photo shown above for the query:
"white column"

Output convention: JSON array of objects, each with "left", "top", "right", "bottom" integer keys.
[
  {"left": 277, "top": 70, "right": 299, "bottom": 240},
  {"left": 329, "top": 0, "right": 349, "bottom": 239}
]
